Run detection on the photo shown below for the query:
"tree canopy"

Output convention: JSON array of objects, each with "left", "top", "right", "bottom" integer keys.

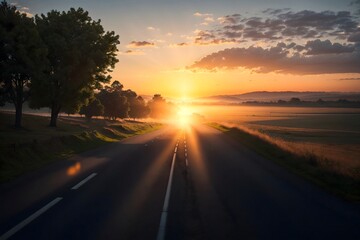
[
  {"left": 0, "top": 1, "right": 47, "bottom": 127},
  {"left": 129, "top": 96, "right": 150, "bottom": 120},
  {"left": 97, "top": 81, "right": 129, "bottom": 120},
  {"left": 30, "top": 8, "right": 120, "bottom": 126},
  {"left": 0, "top": 3, "right": 167, "bottom": 125},
  {"left": 80, "top": 98, "right": 104, "bottom": 119},
  {"left": 148, "top": 94, "right": 174, "bottom": 118}
]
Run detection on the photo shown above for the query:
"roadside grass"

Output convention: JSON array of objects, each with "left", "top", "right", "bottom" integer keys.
[
  {"left": 0, "top": 112, "right": 162, "bottom": 183},
  {"left": 208, "top": 122, "right": 360, "bottom": 202}
]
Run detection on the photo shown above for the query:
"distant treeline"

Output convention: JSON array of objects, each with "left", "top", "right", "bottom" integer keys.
[
  {"left": 188, "top": 97, "right": 360, "bottom": 107},
  {"left": 241, "top": 97, "right": 360, "bottom": 108},
  {"left": 0, "top": 1, "right": 172, "bottom": 128},
  {"left": 77, "top": 81, "right": 175, "bottom": 120}
]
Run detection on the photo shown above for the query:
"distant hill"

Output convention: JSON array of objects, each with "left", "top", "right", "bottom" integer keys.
[{"left": 198, "top": 91, "right": 360, "bottom": 103}]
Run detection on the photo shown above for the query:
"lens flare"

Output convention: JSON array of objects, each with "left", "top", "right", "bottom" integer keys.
[
  {"left": 176, "top": 106, "right": 193, "bottom": 127},
  {"left": 67, "top": 162, "right": 81, "bottom": 176}
]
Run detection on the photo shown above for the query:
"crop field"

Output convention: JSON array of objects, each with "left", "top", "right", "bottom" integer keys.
[{"left": 192, "top": 105, "right": 360, "bottom": 179}]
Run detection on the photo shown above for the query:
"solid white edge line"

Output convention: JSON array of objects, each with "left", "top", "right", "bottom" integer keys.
[
  {"left": 0, "top": 197, "right": 63, "bottom": 240},
  {"left": 71, "top": 173, "right": 97, "bottom": 190},
  {"left": 174, "top": 147, "right": 177, "bottom": 153},
  {"left": 156, "top": 151, "right": 177, "bottom": 240},
  {"left": 157, "top": 212, "right": 167, "bottom": 240}
]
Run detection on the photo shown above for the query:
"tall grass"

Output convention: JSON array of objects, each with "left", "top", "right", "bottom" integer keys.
[
  {"left": 210, "top": 122, "right": 360, "bottom": 201},
  {"left": 219, "top": 122, "right": 359, "bottom": 180}
]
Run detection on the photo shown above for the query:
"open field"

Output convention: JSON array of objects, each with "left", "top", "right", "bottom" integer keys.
[
  {"left": 244, "top": 115, "right": 360, "bottom": 176},
  {"left": 0, "top": 112, "right": 162, "bottom": 183},
  {"left": 209, "top": 122, "right": 360, "bottom": 201},
  {"left": 188, "top": 105, "right": 360, "bottom": 179}
]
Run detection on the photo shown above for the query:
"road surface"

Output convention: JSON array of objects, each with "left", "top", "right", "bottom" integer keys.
[{"left": 0, "top": 123, "right": 359, "bottom": 239}]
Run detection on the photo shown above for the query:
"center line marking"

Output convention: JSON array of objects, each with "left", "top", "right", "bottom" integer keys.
[
  {"left": 71, "top": 173, "right": 97, "bottom": 190},
  {"left": 0, "top": 197, "right": 63, "bottom": 240},
  {"left": 156, "top": 149, "right": 177, "bottom": 240},
  {"left": 185, "top": 158, "right": 188, "bottom": 167}
]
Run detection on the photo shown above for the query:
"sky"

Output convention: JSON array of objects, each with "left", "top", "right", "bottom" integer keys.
[{"left": 10, "top": 0, "right": 360, "bottom": 99}]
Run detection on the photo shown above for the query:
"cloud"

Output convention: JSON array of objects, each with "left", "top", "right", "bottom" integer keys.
[
  {"left": 194, "top": 12, "right": 212, "bottom": 17},
  {"left": 188, "top": 41, "right": 360, "bottom": 75},
  {"left": 305, "top": 39, "right": 355, "bottom": 55},
  {"left": 191, "top": 9, "right": 359, "bottom": 45},
  {"left": 193, "top": 29, "right": 239, "bottom": 45},
  {"left": 200, "top": 16, "right": 215, "bottom": 26},
  {"left": 194, "top": 12, "right": 215, "bottom": 26},
  {"left": 10, "top": 2, "right": 34, "bottom": 17},
  {"left": 348, "top": 30, "right": 360, "bottom": 42},
  {"left": 218, "top": 14, "right": 241, "bottom": 24},
  {"left": 204, "top": 17, "right": 214, "bottom": 22},
  {"left": 278, "top": 10, "right": 357, "bottom": 35},
  {"left": 120, "top": 50, "right": 145, "bottom": 55},
  {"left": 147, "top": 26, "right": 159, "bottom": 31},
  {"left": 169, "top": 42, "right": 189, "bottom": 48},
  {"left": 19, "top": 8, "right": 33, "bottom": 17},
  {"left": 339, "top": 77, "right": 360, "bottom": 80},
  {"left": 127, "top": 41, "right": 155, "bottom": 48},
  {"left": 262, "top": 8, "right": 291, "bottom": 15}
]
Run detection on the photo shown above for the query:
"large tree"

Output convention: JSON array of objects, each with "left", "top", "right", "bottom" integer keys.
[
  {"left": 129, "top": 96, "right": 150, "bottom": 120},
  {"left": 31, "top": 8, "right": 119, "bottom": 127},
  {"left": 0, "top": 1, "right": 47, "bottom": 127},
  {"left": 148, "top": 94, "right": 174, "bottom": 118},
  {"left": 80, "top": 98, "right": 104, "bottom": 119},
  {"left": 97, "top": 81, "right": 129, "bottom": 120},
  {"left": 122, "top": 88, "right": 138, "bottom": 118}
]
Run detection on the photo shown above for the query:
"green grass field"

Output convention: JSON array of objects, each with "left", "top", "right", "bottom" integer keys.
[{"left": 0, "top": 112, "right": 162, "bottom": 183}]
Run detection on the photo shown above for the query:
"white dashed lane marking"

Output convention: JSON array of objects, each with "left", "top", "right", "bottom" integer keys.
[
  {"left": 0, "top": 198, "right": 63, "bottom": 240},
  {"left": 71, "top": 173, "right": 97, "bottom": 190}
]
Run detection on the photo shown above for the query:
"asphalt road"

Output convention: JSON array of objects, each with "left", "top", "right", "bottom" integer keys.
[{"left": 0, "top": 123, "right": 359, "bottom": 240}]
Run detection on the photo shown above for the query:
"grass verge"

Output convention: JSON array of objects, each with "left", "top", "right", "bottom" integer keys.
[
  {"left": 208, "top": 122, "right": 360, "bottom": 202},
  {"left": 0, "top": 112, "right": 162, "bottom": 183}
]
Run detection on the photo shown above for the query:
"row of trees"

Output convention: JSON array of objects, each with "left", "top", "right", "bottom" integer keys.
[
  {"left": 0, "top": 1, "right": 119, "bottom": 127},
  {"left": 79, "top": 80, "right": 175, "bottom": 120},
  {"left": 80, "top": 81, "right": 150, "bottom": 120}
]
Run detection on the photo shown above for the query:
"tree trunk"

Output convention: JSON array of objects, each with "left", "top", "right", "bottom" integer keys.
[
  {"left": 49, "top": 104, "right": 60, "bottom": 127},
  {"left": 14, "top": 99, "right": 22, "bottom": 128},
  {"left": 14, "top": 83, "right": 23, "bottom": 128}
]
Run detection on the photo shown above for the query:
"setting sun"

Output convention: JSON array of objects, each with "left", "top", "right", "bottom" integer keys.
[
  {"left": 175, "top": 106, "right": 193, "bottom": 127},
  {"left": 1, "top": 1, "right": 359, "bottom": 240}
]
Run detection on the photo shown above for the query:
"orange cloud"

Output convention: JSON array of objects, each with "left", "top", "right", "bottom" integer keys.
[
  {"left": 189, "top": 42, "right": 360, "bottom": 75},
  {"left": 127, "top": 41, "right": 155, "bottom": 48}
]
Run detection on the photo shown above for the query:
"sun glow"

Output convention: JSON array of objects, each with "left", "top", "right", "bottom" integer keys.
[{"left": 176, "top": 106, "right": 193, "bottom": 127}]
